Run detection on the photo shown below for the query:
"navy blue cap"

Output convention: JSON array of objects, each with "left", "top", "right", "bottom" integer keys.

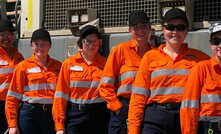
[
  {"left": 79, "top": 25, "right": 101, "bottom": 39},
  {"left": 0, "top": 19, "right": 16, "bottom": 32},
  {"left": 31, "top": 28, "right": 51, "bottom": 44},
  {"left": 128, "top": 11, "right": 150, "bottom": 26}
]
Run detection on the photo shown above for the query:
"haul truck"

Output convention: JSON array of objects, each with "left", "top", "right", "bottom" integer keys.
[{"left": 2, "top": 0, "right": 218, "bottom": 61}]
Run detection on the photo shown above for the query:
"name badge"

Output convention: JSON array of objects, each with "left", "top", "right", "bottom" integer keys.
[
  {"left": 27, "top": 67, "right": 41, "bottom": 73},
  {"left": 70, "top": 65, "right": 83, "bottom": 71},
  {"left": 0, "top": 60, "right": 8, "bottom": 65}
]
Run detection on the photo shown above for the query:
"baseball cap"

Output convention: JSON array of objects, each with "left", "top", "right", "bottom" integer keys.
[
  {"left": 0, "top": 19, "right": 16, "bottom": 32},
  {"left": 128, "top": 11, "right": 150, "bottom": 26},
  {"left": 31, "top": 28, "right": 51, "bottom": 44},
  {"left": 79, "top": 25, "right": 101, "bottom": 39},
  {"left": 162, "top": 8, "right": 189, "bottom": 26}
]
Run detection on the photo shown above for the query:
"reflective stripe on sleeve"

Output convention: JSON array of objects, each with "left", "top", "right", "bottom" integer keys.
[
  {"left": 132, "top": 86, "right": 150, "bottom": 96},
  {"left": 181, "top": 100, "right": 199, "bottom": 108},
  {"left": 118, "top": 71, "right": 137, "bottom": 81},
  {"left": 199, "top": 116, "right": 221, "bottom": 123},
  {"left": 201, "top": 94, "right": 221, "bottom": 103},
  {"left": 151, "top": 69, "right": 189, "bottom": 79},
  {"left": 54, "top": 91, "right": 69, "bottom": 100},
  {"left": 117, "top": 84, "right": 132, "bottom": 94},
  {"left": 100, "top": 77, "right": 115, "bottom": 84},
  {"left": 0, "top": 82, "right": 9, "bottom": 90},
  {"left": 7, "top": 90, "right": 23, "bottom": 100}
]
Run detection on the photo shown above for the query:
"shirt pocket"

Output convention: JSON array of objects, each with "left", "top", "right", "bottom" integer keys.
[
  {"left": 149, "top": 60, "right": 168, "bottom": 70},
  {"left": 203, "top": 79, "right": 220, "bottom": 91},
  {"left": 27, "top": 73, "right": 44, "bottom": 83}
]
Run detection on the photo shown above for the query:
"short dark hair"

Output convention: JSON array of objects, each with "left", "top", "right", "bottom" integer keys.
[
  {"left": 31, "top": 28, "right": 51, "bottom": 44},
  {"left": 128, "top": 11, "right": 150, "bottom": 27}
]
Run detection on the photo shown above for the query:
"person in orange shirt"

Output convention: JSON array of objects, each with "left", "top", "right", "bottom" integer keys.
[
  {"left": 99, "top": 11, "right": 152, "bottom": 134},
  {"left": 0, "top": 19, "right": 23, "bottom": 134},
  {"left": 180, "top": 23, "right": 221, "bottom": 134},
  {"left": 5, "top": 28, "right": 61, "bottom": 134},
  {"left": 53, "top": 25, "right": 108, "bottom": 134},
  {"left": 128, "top": 8, "right": 210, "bottom": 134}
]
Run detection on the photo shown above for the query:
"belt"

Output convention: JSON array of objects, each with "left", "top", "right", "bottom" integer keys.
[
  {"left": 148, "top": 102, "right": 181, "bottom": 110},
  {"left": 199, "top": 121, "right": 221, "bottom": 132},
  {"left": 23, "top": 101, "right": 52, "bottom": 111},
  {"left": 69, "top": 102, "right": 105, "bottom": 111}
]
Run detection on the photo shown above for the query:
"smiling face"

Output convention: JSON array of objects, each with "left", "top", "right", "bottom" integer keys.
[
  {"left": 81, "top": 33, "right": 101, "bottom": 56},
  {"left": 31, "top": 39, "right": 51, "bottom": 58},
  {"left": 210, "top": 32, "right": 221, "bottom": 58},
  {"left": 163, "top": 19, "right": 188, "bottom": 49},
  {"left": 129, "top": 22, "right": 151, "bottom": 42}
]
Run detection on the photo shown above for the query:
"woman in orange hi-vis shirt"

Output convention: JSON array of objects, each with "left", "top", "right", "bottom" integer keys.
[
  {"left": 128, "top": 8, "right": 209, "bottom": 134},
  {"left": 0, "top": 19, "right": 23, "bottom": 134},
  {"left": 53, "top": 25, "right": 108, "bottom": 134},
  {"left": 5, "top": 28, "right": 61, "bottom": 134},
  {"left": 180, "top": 23, "right": 221, "bottom": 134}
]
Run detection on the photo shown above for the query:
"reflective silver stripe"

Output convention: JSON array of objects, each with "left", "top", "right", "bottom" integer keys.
[
  {"left": 199, "top": 116, "right": 221, "bottom": 123},
  {"left": 69, "top": 97, "right": 104, "bottom": 104},
  {"left": 150, "top": 87, "right": 183, "bottom": 97},
  {"left": 201, "top": 94, "right": 221, "bottom": 103},
  {"left": 100, "top": 77, "right": 115, "bottom": 84},
  {"left": 54, "top": 91, "right": 69, "bottom": 100},
  {"left": 7, "top": 91, "right": 23, "bottom": 100},
  {"left": 70, "top": 81, "right": 99, "bottom": 88},
  {"left": 151, "top": 69, "right": 189, "bottom": 79},
  {"left": 118, "top": 71, "right": 137, "bottom": 81},
  {"left": 22, "top": 95, "right": 53, "bottom": 104},
  {"left": 24, "top": 83, "right": 56, "bottom": 91},
  {"left": 0, "top": 82, "right": 9, "bottom": 90},
  {"left": 117, "top": 84, "right": 132, "bottom": 94},
  {"left": 181, "top": 100, "right": 199, "bottom": 108},
  {"left": 0, "top": 68, "right": 13, "bottom": 74},
  {"left": 132, "top": 86, "right": 150, "bottom": 96}
]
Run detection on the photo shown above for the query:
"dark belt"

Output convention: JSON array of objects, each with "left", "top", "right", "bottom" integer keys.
[
  {"left": 148, "top": 102, "right": 181, "bottom": 110},
  {"left": 69, "top": 102, "right": 105, "bottom": 111},
  {"left": 198, "top": 121, "right": 221, "bottom": 132},
  {"left": 23, "top": 101, "right": 52, "bottom": 111}
]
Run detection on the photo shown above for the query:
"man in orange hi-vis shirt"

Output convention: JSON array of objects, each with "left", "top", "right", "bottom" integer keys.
[
  {"left": 5, "top": 28, "right": 61, "bottom": 134},
  {"left": 180, "top": 23, "right": 221, "bottom": 134},
  {"left": 53, "top": 25, "right": 108, "bottom": 134},
  {"left": 0, "top": 19, "right": 23, "bottom": 134},
  {"left": 128, "top": 8, "right": 209, "bottom": 134},
  {"left": 99, "top": 11, "right": 152, "bottom": 134}
]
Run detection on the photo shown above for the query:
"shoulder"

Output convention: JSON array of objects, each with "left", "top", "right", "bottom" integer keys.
[{"left": 187, "top": 48, "right": 210, "bottom": 60}]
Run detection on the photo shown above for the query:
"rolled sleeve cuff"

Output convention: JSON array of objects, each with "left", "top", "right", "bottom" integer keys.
[
  {"left": 55, "top": 121, "right": 65, "bottom": 131},
  {"left": 8, "top": 120, "right": 17, "bottom": 128},
  {"left": 107, "top": 99, "right": 123, "bottom": 111}
]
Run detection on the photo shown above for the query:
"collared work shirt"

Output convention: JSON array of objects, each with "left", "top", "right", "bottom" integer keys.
[
  {"left": 52, "top": 52, "right": 106, "bottom": 131},
  {"left": 128, "top": 44, "right": 209, "bottom": 134},
  {"left": 5, "top": 55, "right": 61, "bottom": 127},
  {"left": 181, "top": 56, "right": 221, "bottom": 134}
]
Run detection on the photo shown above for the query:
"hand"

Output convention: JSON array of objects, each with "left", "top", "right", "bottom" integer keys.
[
  {"left": 9, "top": 128, "right": 20, "bottom": 134},
  {"left": 56, "top": 130, "right": 65, "bottom": 134}
]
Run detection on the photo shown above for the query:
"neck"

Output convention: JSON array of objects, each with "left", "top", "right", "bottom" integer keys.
[
  {"left": 164, "top": 44, "right": 183, "bottom": 60},
  {"left": 81, "top": 51, "right": 96, "bottom": 65},
  {"left": 136, "top": 40, "right": 151, "bottom": 57},
  {"left": 35, "top": 55, "right": 48, "bottom": 66}
]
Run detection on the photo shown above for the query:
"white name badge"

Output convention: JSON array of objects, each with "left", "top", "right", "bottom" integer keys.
[
  {"left": 0, "top": 60, "right": 8, "bottom": 65},
  {"left": 70, "top": 65, "right": 83, "bottom": 71},
  {"left": 27, "top": 67, "right": 41, "bottom": 73}
]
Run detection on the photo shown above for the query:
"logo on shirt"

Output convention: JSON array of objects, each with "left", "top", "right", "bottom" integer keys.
[
  {"left": 27, "top": 67, "right": 41, "bottom": 73},
  {"left": 70, "top": 65, "right": 83, "bottom": 71},
  {"left": 0, "top": 60, "right": 8, "bottom": 65}
]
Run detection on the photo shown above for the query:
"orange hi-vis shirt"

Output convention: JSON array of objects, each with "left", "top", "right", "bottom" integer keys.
[
  {"left": 128, "top": 44, "right": 209, "bottom": 134},
  {"left": 5, "top": 55, "right": 61, "bottom": 128},
  {"left": 52, "top": 52, "right": 106, "bottom": 131},
  {"left": 181, "top": 56, "right": 221, "bottom": 134},
  {"left": 99, "top": 39, "right": 151, "bottom": 112},
  {"left": 0, "top": 45, "right": 23, "bottom": 101}
]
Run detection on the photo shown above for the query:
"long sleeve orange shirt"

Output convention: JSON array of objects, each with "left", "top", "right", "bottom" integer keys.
[
  {"left": 128, "top": 44, "right": 209, "bottom": 134},
  {"left": 5, "top": 55, "right": 61, "bottom": 128},
  {"left": 181, "top": 56, "right": 221, "bottom": 134},
  {"left": 0, "top": 46, "right": 23, "bottom": 101},
  {"left": 52, "top": 52, "right": 106, "bottom": 131},
  {"left": 99, "top": 39, "right": 151, "bottom": 111}
]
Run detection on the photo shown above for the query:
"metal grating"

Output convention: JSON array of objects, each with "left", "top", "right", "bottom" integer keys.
[
  {"left": 43, "top": 0, "right": 160, "bottom": 31},
  {"left": 194, "top": 0, "right": 221, "bottom": 22}
]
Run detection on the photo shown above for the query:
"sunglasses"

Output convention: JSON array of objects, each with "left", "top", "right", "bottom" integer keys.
[
  {"left": 210, "top": 38, "right": 221, "bottom": 46},
  {"left": 163, "top": 24, "right": 187, "bottom": 31}
]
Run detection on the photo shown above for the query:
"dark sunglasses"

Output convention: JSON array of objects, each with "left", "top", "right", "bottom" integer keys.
[
  {"left": 163, "top": 24, "right": 187, "bottom": 31},
  {"left": 210, "top": 38, "right": 221, "bottom": 46}
]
